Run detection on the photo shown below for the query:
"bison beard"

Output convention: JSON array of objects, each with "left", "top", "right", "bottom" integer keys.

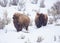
[
  {"left": 13, "top": 20, "right": 22, "bottom": 31},
  {"left": 13, "top": 13, "right": 30, "bottom": 32}
]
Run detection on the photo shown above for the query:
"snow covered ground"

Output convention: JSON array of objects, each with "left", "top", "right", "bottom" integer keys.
[
  {"left": 0, "top": 21, "right": 60, "bottom": 43},
  {"left": 0, "top": 0, "right": 60, "bottom": 43}
]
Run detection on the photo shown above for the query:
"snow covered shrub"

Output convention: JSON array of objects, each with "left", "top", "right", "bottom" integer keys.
[
  {"left": 54, "top": 35, "right": 56, "bottom": 41},
  {"left": 17, "top": 0, "right": 25, "bottom": 11},
  {"left": 0, "top": 10, "right": 11, "bottom": 29},
  {"left": 0, "top": 0, "right": 7, "bottom": 7},
  {"left": 48, "top": 16, "right": 54, "bottom": 24},
  {"left": 31, "top": 0, "right": 38, "bottom": 4},
  {"left": 50, "top": 1, "right": 60, "bottom": 22},
  {"left": 59, "top": 36, "right": 60, "bottom": 42},
  {"left": 20, "top": 34, "right": 25, "bottom": 39},
  {"left": 40, "top": 0, "right": 45, "bottom": 8},
  {"left": 54, "top": 35, "right": 60, "bottom": 42},
  {"left": 25, "top": 38, "right": 31, "bottom": 43},
  {"left": 9, "top": 0, "right": 19, "bottom": 6},
  {"left": 55, "top": 19, "right": 60, "bottom": 26},
  {"left": 3, "top": 10, "right": 11, "bottom": 25},
  {"left": 0, "top": 18, "right": 5, "bottom": 29},
  {"left": 37, "top": 36, "right": 44, "bottom": 43},
  {"left": 2, "top": 18, "right": 11, "bottom": 25}
]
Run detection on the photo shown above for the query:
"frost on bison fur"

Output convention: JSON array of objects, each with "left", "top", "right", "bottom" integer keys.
[
  {"left": 13, "top": 13, "right": 30, "bottom": 32},
  {"left": 35, "top": 13, "right": 48, "bottom": 28}
]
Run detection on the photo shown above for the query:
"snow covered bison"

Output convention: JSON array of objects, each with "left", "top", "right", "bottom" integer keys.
[
  {"left": 13, "top": 13, "right": 30, "bottom": 32},
  {"left": 35, "top": 13, "right": 48, "bottom": 28}
]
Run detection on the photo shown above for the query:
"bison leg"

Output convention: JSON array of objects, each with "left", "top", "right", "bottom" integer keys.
[
  {"left": 35, "top": 21, "right": 42, "bottom": 28},
  {"left": 19, "top": 24, "right": 23, "bottom": 31},
  {"left": 25, "top": 25, "right": 28, "bottom": 31},
  {"left": 14, "top": 23, "right": 20, "bottom": 32},
  {"left": 17, "top": 27, "right": 22, "bottom": 32},
  {"left": 17, "top": 24, "right": 22, "bottom": 32}
]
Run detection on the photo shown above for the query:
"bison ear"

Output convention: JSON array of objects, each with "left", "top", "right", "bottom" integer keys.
[
  {"left": 13, "top": 15, "right": 15, "bottom": 19},
  {"left": 37, "top": 13, "right": 40, "bottom": 16}
]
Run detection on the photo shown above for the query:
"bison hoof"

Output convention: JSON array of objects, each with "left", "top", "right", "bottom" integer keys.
[
  {"left": 43, "top": 23, "right": 47, "bottom": 26},
  {"left": 37, "top": 26, "right": 41, "bottom": 28},
  {"left": 17, "top": 29, "right": 22, "bottom": 32}
]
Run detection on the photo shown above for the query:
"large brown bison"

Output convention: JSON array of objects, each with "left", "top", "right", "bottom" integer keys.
[
  {"left": 35, "top": 13, "right": 48, "bottom": 28},
  {"left": 13, "top": 13, "right": 30, "bottom": 32}
]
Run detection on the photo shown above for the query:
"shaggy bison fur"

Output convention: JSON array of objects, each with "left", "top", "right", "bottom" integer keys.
[
  {"left": 13, "top": 13, "right": 30, "bottom": 32},
  {"left": 35, "top": 13, "right": 48, "bottom": 28}
]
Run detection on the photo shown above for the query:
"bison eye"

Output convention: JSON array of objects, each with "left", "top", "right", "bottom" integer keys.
[
  {"left": 13, "top": 16, "right": 16, "bottom": 20},
  {"left": 13, "top": 16, "right": 15, "bottom": 19}
]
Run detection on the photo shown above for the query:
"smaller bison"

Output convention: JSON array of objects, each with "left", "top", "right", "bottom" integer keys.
[
  {"left": 35, "top": 13, "right": 48, "bottom": 28},
  {"left": 13, "top": 13, "right": 30, "bottom": 32}
]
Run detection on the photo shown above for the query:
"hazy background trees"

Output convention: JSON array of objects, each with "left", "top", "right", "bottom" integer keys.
[{"left": 48, "top": 0, "right": 60, "bottom": 23}]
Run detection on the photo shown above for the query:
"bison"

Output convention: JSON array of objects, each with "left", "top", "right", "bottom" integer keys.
[
  {"left": 13, "top": 13, "right": 30, "bottom": 32},
  {"left": 35, "top": 13, "right": 48, "bottom": 28}
]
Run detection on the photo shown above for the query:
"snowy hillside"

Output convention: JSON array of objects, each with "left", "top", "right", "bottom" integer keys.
[{"left": 0, "top": 0, "right": 60, "bottom": 43}]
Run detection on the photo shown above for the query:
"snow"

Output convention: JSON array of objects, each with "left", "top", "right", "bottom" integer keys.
[
  {"left": 0, "top": 0, "right": 60, "bottom": 43},
  {"left": 0, "top": 23, "right": 60, "bottom": 43}
]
